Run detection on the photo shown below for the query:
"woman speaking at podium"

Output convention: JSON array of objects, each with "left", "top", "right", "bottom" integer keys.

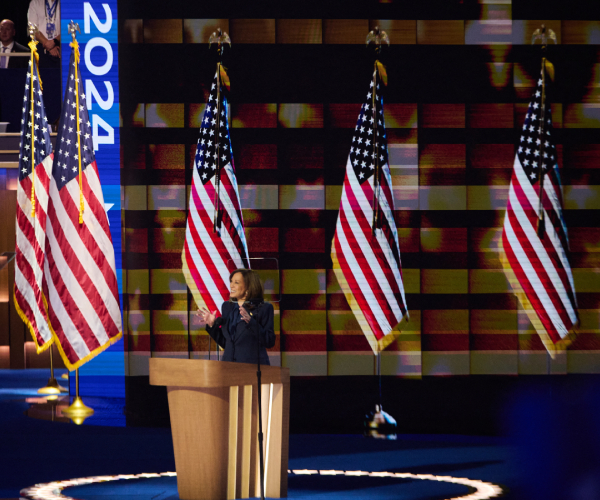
[{"left": 200, "top": 269, "right": 275, "bottom": 365}]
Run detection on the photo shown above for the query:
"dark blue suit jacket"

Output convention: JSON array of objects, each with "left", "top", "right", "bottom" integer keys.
[{"left": 206, "top": 301, "right": 275, "bottom": 365}]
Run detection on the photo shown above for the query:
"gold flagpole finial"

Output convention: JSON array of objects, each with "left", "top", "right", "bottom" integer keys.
[
  {"left": 68, "top": 20, "right": 81, "bottom": 42},
  {"left": 27, "top": 22, "right": 43, "bottom": 89},
  {"left": 531, "top": 24, "right": 557, "bottom": 46},
  {"left": 366, "top": 26, "right": 390, "bottom": 48},
  {"left": 27, "top": 22, "right": 38, "bottom": 41},
  {"left": 209, "top": 27, "right": 231, "bottom": 58}
]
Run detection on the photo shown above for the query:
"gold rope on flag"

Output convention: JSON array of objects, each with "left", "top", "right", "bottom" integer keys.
[
  {"left": 27, "top": 40, "right": 38, "bottom": 218},
  {"left": 70, "top": 38, "right": 85, "bottom": 224}
]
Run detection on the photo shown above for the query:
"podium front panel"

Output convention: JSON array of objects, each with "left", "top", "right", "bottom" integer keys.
[{"left": 151, "top": 358, "right": 289, "bottom": 500}]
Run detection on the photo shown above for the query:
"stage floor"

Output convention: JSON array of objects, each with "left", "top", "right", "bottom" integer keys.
[{"left": 1, "top": 370, "right": 514, "bottom": 500}]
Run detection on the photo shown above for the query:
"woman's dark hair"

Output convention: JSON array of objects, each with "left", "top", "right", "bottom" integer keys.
[{"left": 229, "top": 269, "right": 264, "bottom": 302}]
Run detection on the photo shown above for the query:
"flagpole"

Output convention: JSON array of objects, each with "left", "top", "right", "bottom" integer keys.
[
  {"left": 207, "top": 31, "right": 264, "bottom": 494},
  {"left": 371, "top": 58, "right": 380, "bottom": 235},
  {"left": 531, "top": 25, "right": 556, "bottom": 239},
  {"left": 25, "top": 23, "right": 66, "bottom": 396},
  {"left": 364, "top": 27, "right": 396, "bottom": 439},
  {"left": 377, "top": 349, "right": 382, "bottom": 408},
  {"left": 58, "top": 21, "right": 94, "bottom": 424},
  {"left": 209, "top": 28, "right": 230, "bottom": 237},
  {"left": 38, "top": 347, "right": 68, "bottom": 395},
  {"left": 28, "top": 24, "right": 37, "bottom": 218},
  {"left": 368, "top": 27, "right": 387, "bottom": 236},
  {"left": 209, "top": 33, "right": 222, "bottom": 362},
  {"left": 536, "top": 56, "right": 547, "bottom": 238},
  {"left": 208, "top": 29, "right": 231, "bottom": 362}
]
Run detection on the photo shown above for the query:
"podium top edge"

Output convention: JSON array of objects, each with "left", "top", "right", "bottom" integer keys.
[{"left": 149, "top": 358, "right": 290, "bottom": 388}]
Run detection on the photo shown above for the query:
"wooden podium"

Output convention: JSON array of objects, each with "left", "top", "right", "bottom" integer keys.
[{"left": 150, "top": 358, "right": 290, "bottom": 500}]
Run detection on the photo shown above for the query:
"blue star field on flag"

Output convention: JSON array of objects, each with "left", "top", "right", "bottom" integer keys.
[
  {"left": 349, "top": 74, "right": 388, "bottom": 184},
  {"left": 194, "top": 76, "right": 233, "bottom": 185},
  {"left": 18, "top": 58, "right": 53, "bottom": 182},
  {"left": 52, "top": 49, "right": 95, "bottom": 189},
  {"left": 517, "top": 77, "right": 558, "bottom": 185}
]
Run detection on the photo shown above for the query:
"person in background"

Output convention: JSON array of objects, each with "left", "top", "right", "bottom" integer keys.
[
  {"left": 27, "top": 0, "right": 60, "bottom": 67},
  {"left": 0, "top": 19, "right": 28, "bottom": 69},
  {"left": 200, "top": 269, "right": 275, "bottom": 365}
]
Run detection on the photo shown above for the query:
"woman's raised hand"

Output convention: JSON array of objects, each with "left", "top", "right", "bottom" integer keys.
[
  {"left": 239, "top": 305, "right": 251, "bottom": 324},
  {"left": 199, "top": 308, "right": 218, "bottom": 327}
]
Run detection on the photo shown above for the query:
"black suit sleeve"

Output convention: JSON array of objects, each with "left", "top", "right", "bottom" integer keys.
[
  {"left": 254, "top": 302, "right": 275, "bottom": 349},
  {"left": 8, "top": 43, "right": 29, "bottom": 69},
  {"left": 13, "top": 42, "right": 29, "bottom": 53},
  {"left": 205, "top": 302, "right": 228, "bottom": 349}
]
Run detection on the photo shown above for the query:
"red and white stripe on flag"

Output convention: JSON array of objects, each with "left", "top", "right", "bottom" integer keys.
[
  {"left": 500, "top": 74, "right": 578, "bottom": 356},
  {"left": 14, "top": 54, "right": 54, "bottom": 352},
  {"left": 44, "top": 160, "right": 123, "bottom": 370},
  {"left": 182, "top": 71, "right": 249, "bottom": 316},
  {"left": 43, "top": 44, "right": 122, "bottom": 370},
  {"left": 331, "top": 70, "right": 408, "bottom": 353},
  {"left": 15, "top": 156, "right": 54, "bottom": 351}
]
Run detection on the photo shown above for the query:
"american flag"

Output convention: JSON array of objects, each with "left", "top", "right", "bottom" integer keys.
[
  {"left": 43, "top": 42, "right": 122, "bottom": 370},
  {"left": 182, "top": 70, "right": 249, "bottom": 316},
  {"left": 331, "top": 68, "right": 408, "bottom": 353},
  {"left": 14, "top": 52, "right": 54, "bottom": 352},
  {"left": 501, "top": 72, "right": 578, "bottom": 355}
]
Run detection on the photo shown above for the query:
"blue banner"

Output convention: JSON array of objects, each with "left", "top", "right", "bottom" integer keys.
[{"left": 61, "top": 0, "right": 124, "bottom": 397}]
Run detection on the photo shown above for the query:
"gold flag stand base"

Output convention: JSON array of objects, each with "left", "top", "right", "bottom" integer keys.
[
  {"left": 62, "top": 396, "right": 94, "bottom": 425},
  {"left": 38, "top": 347, "right": 68, "bottom": 394},
  {"left": 61, "top": 369, "right": 94, "bottom": 425},
  {"left": 37, "top": 377, "right": 68, "bottom": 395},
  {"left": 60, "top": 373, "right": 69, "bottom": 380}
]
